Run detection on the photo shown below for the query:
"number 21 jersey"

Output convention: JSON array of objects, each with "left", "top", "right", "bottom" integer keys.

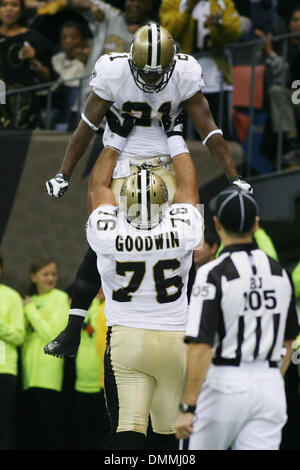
[{"left": 89, "top": 53, "right": 205, "bottom": 159}]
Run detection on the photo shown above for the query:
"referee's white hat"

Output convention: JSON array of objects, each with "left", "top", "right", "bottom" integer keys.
[{"left": 209, "top": 186, "right": 258, "bottom": 233}]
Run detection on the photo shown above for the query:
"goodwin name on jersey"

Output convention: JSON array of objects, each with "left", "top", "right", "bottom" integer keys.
[
  {"left": 185, "top": 246, "right": 299, "bottom": 365},
  {"left": 90, "top": 52, "right": 205, "bottom": 161},
  {"left": 115, "top": 231, "right": 179, "bottom": 252},
  {"left": 86, "top": 203, "right": 204, "bottom": 330},
  {"left": 88, "top": 204, "right": 204, "bottom": 254}
]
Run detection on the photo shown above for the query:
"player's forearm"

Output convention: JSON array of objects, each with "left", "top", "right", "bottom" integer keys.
[
  {"left": 172, "top": 153, "right": 199, "bottom": 205},
  {"left": 182, "top": 343, "right": 213, "bottom": 405},
  {"left": 206, "top": 136, "right": 238, "bottom": 180},
  {"left": 59, "top": 92, "right": 112, "bottom": 177},
  {"left": 183, "top": 92, "right": 238, "bottom": 180},
  {"left": 88, "top": 146, "right": 118, "bottom": 213},
  {"left": 89, "top": 147, "right": 119, "bottom": 190},
  {"left": 59, "top": 121, "right": 95, "bottom": 177}
]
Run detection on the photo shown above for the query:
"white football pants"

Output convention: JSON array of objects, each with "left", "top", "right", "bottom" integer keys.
[{"left": 189, "top": 362, "right": 287, "bottom": 450}]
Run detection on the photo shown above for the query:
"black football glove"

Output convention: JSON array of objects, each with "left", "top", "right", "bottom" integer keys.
[
  {"left": 44, "top": 315, "right": 84, "bottom": 358},
  {"left": 161, "top": 108, "right": 188, "bottom": 158},
  {"left": 161, "top": 108, "right": 184, "bottom": 138},
  {"left": 46, "top": 173, "right": 69, "bottom": 198},
  {"left": 106, "top": 106, "right": 136, "bottom": 138}
]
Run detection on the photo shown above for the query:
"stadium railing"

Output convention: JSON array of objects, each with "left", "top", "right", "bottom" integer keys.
[{"left": 3, "top": 32, "right": 299, "bottom": 177}]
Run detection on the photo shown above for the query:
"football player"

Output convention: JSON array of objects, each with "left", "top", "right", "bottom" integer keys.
[
  {"left": 44, "top": 24, "right": 252, "bottom": 379},
  {"left": 68, "top": 143, "right": 203, "bottom": 449},
  {"left": 46, "top": 23, "right": 252, "bottom": 199}
]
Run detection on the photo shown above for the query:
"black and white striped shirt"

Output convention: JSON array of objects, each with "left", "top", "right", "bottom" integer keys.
[{"left": 185, "top": 244, "right": 299, "bottom": 366}]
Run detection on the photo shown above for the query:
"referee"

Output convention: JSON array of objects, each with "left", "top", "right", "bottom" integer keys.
[{"left": 175, "top": 186, "right": 299, "bottom": 450}]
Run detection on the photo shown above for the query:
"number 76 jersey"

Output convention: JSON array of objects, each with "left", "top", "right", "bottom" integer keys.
[
  {"left": 90, "top": 52, "right": 205, "bottom": 159},
  {"left": 86, "top": 203, "right": 204, "bottom": 330}
]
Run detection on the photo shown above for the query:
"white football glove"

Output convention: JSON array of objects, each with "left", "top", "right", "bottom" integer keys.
[
  {"left": 46, "top": 173, "right": 69, "bottom": 198},
  {"left": 230, "top": 176, "right": 253, "bottom": 194}
]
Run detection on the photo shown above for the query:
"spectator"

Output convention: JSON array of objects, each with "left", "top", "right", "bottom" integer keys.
[
  {"left": 256, "top": 6, "right": 300, "bottom": 167},
  {"left": 159, "top": 0, "right": 242, "bottom": 140},
  {"left": 24, "top": 0, "right": 49, "bottom": 21},
  {"left": 250, "top": 0, "right": 277, "bottom": 36},
  {"left": 0, "top": 0, "right": 54, "bottom": 129},
  {"left": 29, "top": 0, "right": 92, "bottom": 46},
  {"left": 21, "top": 257, "right": 69, "bottom": 449},
  {"left": 277, "top": 0, "right": 300, "bottom": 24},
  {"left": 71, "top": 0, "right": 154, "bottom": 111},
  {"left": 51, "top": 20, "right": 91, "bottom": 130},
  {"left": 0, "top": 255, "right": 25, "bottom": 450},
  {"left": 71, "top": 287, "right": 111, "bottom": 450}
]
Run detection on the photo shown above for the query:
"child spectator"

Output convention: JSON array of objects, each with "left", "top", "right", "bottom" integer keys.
[
  {"left": 0, "top": 255, "right": 25, "bottom": 449},
  {"left": 21, "top": 257, "right": 69, "bottom": 449},
  {"left": 51, "top": 20, "right": 91, "bottom": 130},
  {"left": 52, "top": 21, "right": 91, "bottom": 130}
]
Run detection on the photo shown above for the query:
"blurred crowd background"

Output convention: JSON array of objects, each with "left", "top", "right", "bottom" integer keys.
[{"left": 1, "top": 0, "right": 300, "bottom": 170}]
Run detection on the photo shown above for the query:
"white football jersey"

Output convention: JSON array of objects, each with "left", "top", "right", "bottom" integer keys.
[
  {"left": 89, "top": 52, "right": 205, "bottom": 159},
  {"left": 86, "top": 203, "right": 204, "bottom": 330}
]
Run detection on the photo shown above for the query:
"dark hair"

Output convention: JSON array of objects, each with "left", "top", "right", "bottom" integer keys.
[
  {"left": 209, "top": 186, "right": 258, "bottom": 234},
  {"left": 0, "top": 0, "right": 27, "bottom": 26},
  {"left": 27, "top": 257, "right": 57, "bottom": 296},
  {"left": 60, "top": 20, "right": 92, "bottom": 40},
  {"left": 287, "top": 5, "right": 300, "bottom": 24},
  {"left": 204, "top": 229, "right": 220, "bottom": 248}
]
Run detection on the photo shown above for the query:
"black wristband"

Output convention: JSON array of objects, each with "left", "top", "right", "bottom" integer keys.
[{"left": 179, "top": 402, "right": 196, "bottom": 413}]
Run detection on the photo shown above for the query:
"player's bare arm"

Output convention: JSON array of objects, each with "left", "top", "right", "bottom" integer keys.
[
  {"left": 172, "top": 153, "right": 199, "bottom": 206},
  {"left": 59, "top": 92, "right": 112, "bottom": 177},
  {"left": 88, "top": 147, "right": 119, "bottom": 215},
  {"left": 183, "top": 91, "right": 238, "bottom": 180},
  {"left": 175, "top": 342, "right": 213, "bottom": 439},
  {"left": 87, "top": 108, "right": 137, "bottom": 213},
  {"left": 46, "top": 93, "right": 112, "bottom": 197}
]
